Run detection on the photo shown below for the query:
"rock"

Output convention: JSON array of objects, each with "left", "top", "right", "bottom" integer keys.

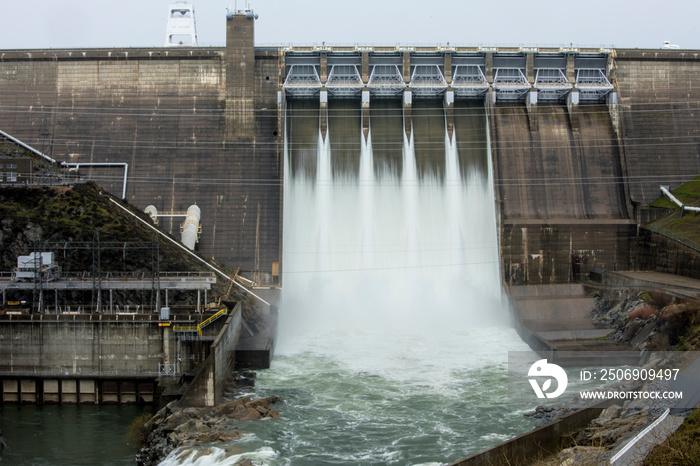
[
  {"left": 599, "top": 405, "right": 622, "bottom": 419},
  {"left": 575, "top": 412, "right": 648, "bottom": 448},
  {"left": 241, "top": 408, "right": 263, "bottom": 421},
  {"left": 213, "top": 397, "right": 250, "bottom": 417},
  {"left": 254, "top": 405, "right": 269, "bottom": 415},
  {"left": 545, "top": 446, "right": 609, "bottom": 466},
  {"left": 136, "top": 394, "right": 283, "bottom": 465}
]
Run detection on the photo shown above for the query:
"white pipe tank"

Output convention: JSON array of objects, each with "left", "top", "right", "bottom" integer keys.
[
  {"left": 181, "top": 205, "right": 201, "bottom": 250},
  {"left": 144, "top": 205, "right": 158, "bottom": 225}
]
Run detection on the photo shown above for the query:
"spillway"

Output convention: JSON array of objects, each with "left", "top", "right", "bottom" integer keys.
[
  {"left": 241, "top": 99, "right": 538, "bottom": 464},
  {"left": 282, "top": 100, "right": 505, "bottom": 332}
]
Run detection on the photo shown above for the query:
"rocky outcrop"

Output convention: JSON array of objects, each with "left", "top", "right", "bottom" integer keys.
[
  {"left": 136, "top": 395, "right": 283, "bottom": 466},
  {"left": 589, "top": 290, "right": 700, "bottom": 351}
]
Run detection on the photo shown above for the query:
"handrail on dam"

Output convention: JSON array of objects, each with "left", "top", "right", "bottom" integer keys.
[{"left": 173, "top": 308, "right": 228, "bottom": 337}]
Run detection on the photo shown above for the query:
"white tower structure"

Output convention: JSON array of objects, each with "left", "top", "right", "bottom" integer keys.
[{"left": 164, "top": 2, "right": 198, "bottom": 47}]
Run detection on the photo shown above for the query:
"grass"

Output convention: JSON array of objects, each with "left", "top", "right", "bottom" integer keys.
[
  {"left": 644, "top": 406, "right": 700, "bottom": 465},
  {"left": 648, "top": 175, "right": 700, "bottom": 246},
  {"left": 0, "top": 182, "right": 209, "bottom": 273}
]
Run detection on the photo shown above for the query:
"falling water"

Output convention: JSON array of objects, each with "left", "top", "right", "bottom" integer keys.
[{"left": 160, "top": 101, "right": 538, "bottom": 465}]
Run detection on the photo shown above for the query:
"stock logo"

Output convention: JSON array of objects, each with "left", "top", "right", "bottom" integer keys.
[{"left": 528, "top": 359, "right": 568, "bottom": 399}]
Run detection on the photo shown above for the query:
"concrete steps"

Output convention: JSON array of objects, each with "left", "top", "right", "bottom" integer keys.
[{"left": 507, "top": 283, "right": 632, "bottom": 366}]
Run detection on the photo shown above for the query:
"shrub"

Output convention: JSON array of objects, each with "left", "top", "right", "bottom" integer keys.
[{"left": 128, "top": 412, "right": 154, "bottom": 447}]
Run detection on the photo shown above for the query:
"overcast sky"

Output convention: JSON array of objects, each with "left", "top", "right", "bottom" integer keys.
[{"left": 2, "top": 0, "right": 698, "bottom": 50}]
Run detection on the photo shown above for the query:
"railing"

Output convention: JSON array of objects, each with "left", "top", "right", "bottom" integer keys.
[
  {"left": 158, "top": 363, "right": 177, "bottom": 376},
  {"left": 172, "top": 307, "right": 228, "bottom": 337},
  {"left": 0, "top": 271, "right": 216, "bottom": 281},
  {"left": 197, "top": 308, "right": 228, "bottom": 335},
  {"left": 173, "top": 325, "right": 198, "bottom": 332}
]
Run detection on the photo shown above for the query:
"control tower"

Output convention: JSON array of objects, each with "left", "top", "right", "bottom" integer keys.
[{"left": 164, "top": 2, "right": 198, "bottom": 47}]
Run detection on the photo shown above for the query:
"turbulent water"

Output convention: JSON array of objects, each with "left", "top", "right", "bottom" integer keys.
[{"left": 160, "top": 101, "right": 539, "bottom": 465}]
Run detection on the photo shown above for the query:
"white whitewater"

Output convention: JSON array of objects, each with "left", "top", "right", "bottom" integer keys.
[{"left": 282, "top": 128, "right": 506, "bottom": 340}]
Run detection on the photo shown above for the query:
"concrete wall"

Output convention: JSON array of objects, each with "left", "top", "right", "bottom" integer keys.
[
  {"left": 0, "top": 314, "right": 171, "bottom": 375},
  {"left": 614, "top": 50, "right": 700, "bottom": 206},
  {"left": 0, "top": 25, "right": 283, "bottom": 283},
  {"left": 491, "top": 105, "right": 628, "bottom": 221},
  {"left": 634, "top": 229, "right": 700, "bottom": 280},
  {"left": 490, "top": 100, "right": 638, "bottom": 285},
  {"left": 449, "top": 403, "right": 611, "bottom": 466},
  {"left": 179, "top": 302, "right": 241, "bottom": 407},
  {"left": 501, "top": 222, "right": 637, "bottom": 285}
]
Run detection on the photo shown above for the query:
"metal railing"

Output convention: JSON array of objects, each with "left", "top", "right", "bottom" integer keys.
[
  {"left": 158, "top": 363, "right": 177, "bottom": 376},
  {"left": 172, "top": 307, "right": 228, "bottom": 337}
]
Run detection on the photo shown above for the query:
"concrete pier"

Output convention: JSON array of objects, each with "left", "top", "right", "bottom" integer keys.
[
  {"left": 0, "top": 305, "right": 242, "bottom": 404},
  {"left": 2, "top": 376, "right": 156, "bottom": 404}
]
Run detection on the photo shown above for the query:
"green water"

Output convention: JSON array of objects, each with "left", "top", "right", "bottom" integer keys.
[{"left": 0, "top": 404, "right": 149, "bottom": 465}]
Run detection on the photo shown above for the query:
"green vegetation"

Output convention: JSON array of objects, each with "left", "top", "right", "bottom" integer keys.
[
  {"left": 0, "top": 182, "right": 205, "bottom": 273},
  {"left": 648, "top": 175, "right": 700, "bottom": 246},
  {"left": 644, "top": 405, "right": 700, "bottom": 465},
  {"left": 650, "top": 176, "right": 700, "bottom": 209},
  {"left": 127, "top": 412, "right": 155, "bottom": 447}
]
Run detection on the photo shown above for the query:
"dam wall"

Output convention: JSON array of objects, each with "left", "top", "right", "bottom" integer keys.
[
  {"left": 613, "top": 50, "right": 700, "bottom": 207},
  {"left": 3, "top": 28, "right": 700, "bottom": 286},
  {"left": 0, "top": 314, "right": 168, "bottom": 374},
  {"left": 0, "top": 313, "right": 169, "bottom": 404},
  {"left": 0, "top": 310, "right": 241, "bottom": 404}
]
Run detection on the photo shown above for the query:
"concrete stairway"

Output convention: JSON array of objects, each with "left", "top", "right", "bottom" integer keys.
[{"left": 508, "top": 284, "right": 636, "bottom": 366}]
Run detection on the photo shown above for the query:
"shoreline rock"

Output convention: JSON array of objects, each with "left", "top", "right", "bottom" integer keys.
[{"left": 136, "top": 370, "right": 283, "bottom": 466}]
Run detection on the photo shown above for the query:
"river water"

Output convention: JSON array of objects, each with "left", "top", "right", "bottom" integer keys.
[{"left": 0, "top": 404, "right": 147, "bottom": 465}]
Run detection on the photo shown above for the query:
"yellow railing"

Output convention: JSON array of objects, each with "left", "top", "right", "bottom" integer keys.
[
  {"left": 196, "top": 308, "right": 228, "bottom": 336},
  {"left": 172, "top": 325, "right": 197, "bottom": 333},
  {"left": 172, "top": 308, "right": 229, "bottom": 337}
]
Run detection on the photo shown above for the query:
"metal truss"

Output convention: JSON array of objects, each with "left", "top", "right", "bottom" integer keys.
[
  {"left": 326, "top": 65, "right": 364, "bottom": 97},
  {"left": 493, "top": 68, "right": 531, "bottom": 100},
  {"left": 534, "top": 68, "right": 572, "bottom": 101},
  {"left": 575, "top": 69, "right": 613, "bottom": 101},
  {"left": 410, "top": 64, "right": 448, "bottom": 97},
  {"left": 283, "top": 64, "right": 322, "bottom": 97},
  {"left": 452, "top": 65, "right": 489, "bottom": 98},
  {"left": 368, "top": 65, "right": 405, "bottom": 97}
]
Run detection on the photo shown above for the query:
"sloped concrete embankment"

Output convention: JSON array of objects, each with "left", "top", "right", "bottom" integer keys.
[{"left": 179, "top": 303, "right": 242, "bottom": 407}]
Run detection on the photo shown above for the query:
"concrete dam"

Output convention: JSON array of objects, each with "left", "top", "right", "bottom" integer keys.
[{"left": 1, "top": 11, "right": 700, "bottom": 288}]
